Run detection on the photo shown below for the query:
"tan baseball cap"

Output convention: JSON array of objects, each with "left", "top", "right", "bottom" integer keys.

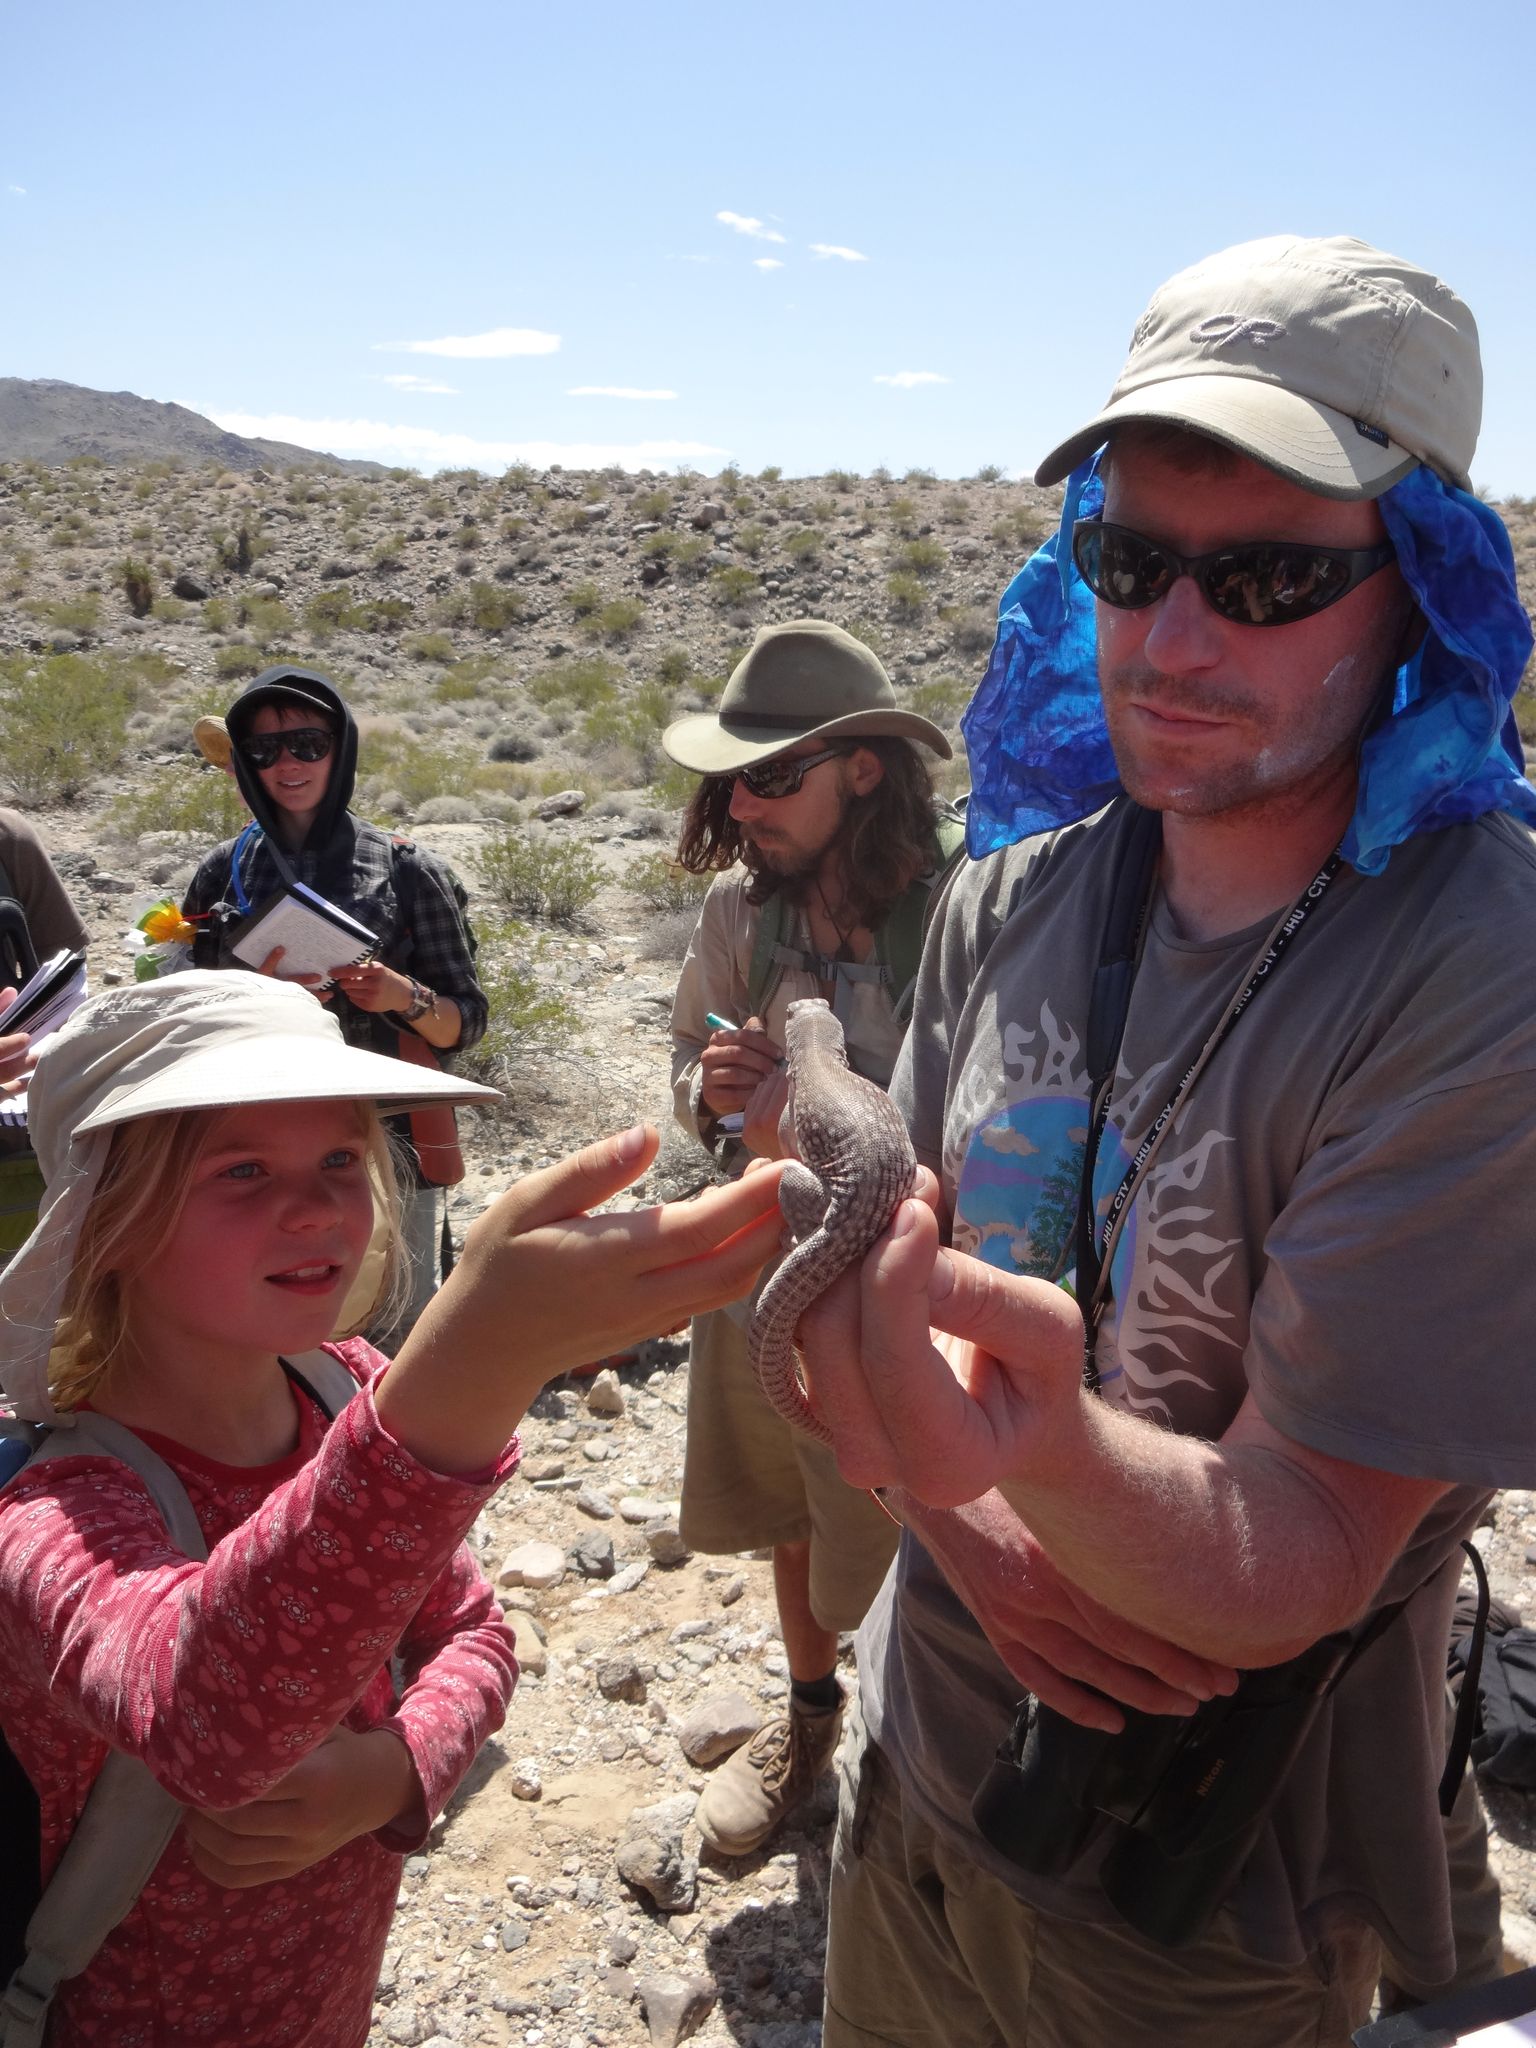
[
  {"left": 662, "top": 619, "right": 951, "bottom": 774},
  {"left": 1035, "top": 234, "right": 1482, "bottom": 501}
]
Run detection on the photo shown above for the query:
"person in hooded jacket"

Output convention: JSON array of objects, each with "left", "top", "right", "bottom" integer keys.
[{"left": 181, "top": 667, "right": 487, "bottom": 1345}]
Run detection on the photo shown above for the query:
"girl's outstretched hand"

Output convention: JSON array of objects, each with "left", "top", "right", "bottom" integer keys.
[{"left": 378, "top": 1125, "right": 785, "bottom": 1475}]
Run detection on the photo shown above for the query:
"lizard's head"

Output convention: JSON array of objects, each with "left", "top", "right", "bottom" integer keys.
[{"left": 785, "top": 997, "right": 841, "bottom": 1059}]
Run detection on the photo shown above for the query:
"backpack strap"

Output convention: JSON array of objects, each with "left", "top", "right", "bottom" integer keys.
[
  {"left": 876, "top": 807, "right": 969, "bottom": 1027},
  {"left": 0, "top": 1369, "right": 356, "bottom": 2047},
  {"left": 745, "top": 888, "right": 789, "bottom": 1020}
]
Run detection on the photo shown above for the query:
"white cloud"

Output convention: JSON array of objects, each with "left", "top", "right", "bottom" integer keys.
[
  {"left": 716, "top": 210, "right": 786, "bottom": 244},
  {"left": 376, "top": 373, "right": 458, "bottom": 394},
  {"left": 874, "top": 371, "right": 951, "bottom": 389},
  {"left": 567, "top": 385, "right": 678, "bottom": 401},
  {"left": 373, "top": 326, "right": 560, "bottom": 359},
  {"left": 199, "top": 408, "right": 727, "bottom": 474},
  {"left": 5, "top": 184, "right": 24, "bottom": 197},
  {"left": 753, "top": 258, "right": 785, "bottom": 272},
  {"left": 811, "top": 243, "right": 868, "bottom": 263}
]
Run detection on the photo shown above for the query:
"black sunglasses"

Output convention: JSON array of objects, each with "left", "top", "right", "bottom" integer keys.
[
  {"left": 1072, "top": 519, "right": 1396, "bottom": 628},
  {"left": 239, "top": 727, "right": 335, "bottom": 769},
  {"left": 734, "top": 745, "right": 848, "bottom": 800}
]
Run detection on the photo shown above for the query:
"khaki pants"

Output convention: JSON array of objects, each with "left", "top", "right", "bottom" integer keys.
[
  {"left": 679, "top": 1306, "right": 898, "bottom": 1633},
  {"left": 824, "top": 1713, "right": 1382, "bottom": 2048}
]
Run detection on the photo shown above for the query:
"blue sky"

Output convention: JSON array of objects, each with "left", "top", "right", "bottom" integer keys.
[{"left": 5, "top": 0, "right": 1534, "bottom": 490}]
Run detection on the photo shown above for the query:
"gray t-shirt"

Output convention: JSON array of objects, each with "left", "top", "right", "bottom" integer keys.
[{"left": 861, "top": 802, "right": 1536, "bottom": 1986}]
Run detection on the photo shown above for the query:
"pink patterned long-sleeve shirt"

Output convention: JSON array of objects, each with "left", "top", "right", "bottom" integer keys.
[{"left": 0, "top": 1339, "right": 520, "bottom": 2047}]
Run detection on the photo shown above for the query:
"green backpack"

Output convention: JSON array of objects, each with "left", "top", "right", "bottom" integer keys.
[{"left": 744, "top": 804, "right": 967, "bottom": 1027}]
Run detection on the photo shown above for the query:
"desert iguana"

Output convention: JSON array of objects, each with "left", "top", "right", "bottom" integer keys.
[{"left": 748, "top": 998, "right": 917, "bottom": 1442}]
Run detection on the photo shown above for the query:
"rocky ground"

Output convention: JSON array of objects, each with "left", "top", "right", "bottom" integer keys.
[{"left": 4, "top": 454, "right": 1536, "bottom": 2046}]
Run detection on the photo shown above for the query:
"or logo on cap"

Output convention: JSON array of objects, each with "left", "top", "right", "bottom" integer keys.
[
  {"left": 1189, "top": 314, "right": 1286, "bottom": 352},
  {"left": 1353, "top": 418, "right": 1390, "bottom": 447}
]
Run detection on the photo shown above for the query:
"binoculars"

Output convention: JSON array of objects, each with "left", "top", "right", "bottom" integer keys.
[{"left": 972, "top": 1630, "right": 1352, "bottom": 1947}]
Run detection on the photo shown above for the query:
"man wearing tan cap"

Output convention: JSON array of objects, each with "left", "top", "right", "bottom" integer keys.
[
  {"left": 664, "top": 620, "right": 959, "bottom": 1856},
  {"left": 799, "top": 238, "right": 1536, "bottom": 2044}
]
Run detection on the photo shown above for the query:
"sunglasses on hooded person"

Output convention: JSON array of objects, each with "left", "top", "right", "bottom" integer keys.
[
  {"left": 730, "top": 744, "right": 850, "bottom": 801},
  {"left": 1072, "top": 519, "right": 1396, "bottom": 629},
  {"left": 238, "top": 726, "right": 336, "bottom": 770}
]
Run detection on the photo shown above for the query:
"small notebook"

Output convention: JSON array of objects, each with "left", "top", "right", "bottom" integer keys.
[
  {"left": 228, "top": 886, "right": 379, "bottom": 982},
  {"left": 4, "top": 949, "right": 87, "bottom": 1040}
]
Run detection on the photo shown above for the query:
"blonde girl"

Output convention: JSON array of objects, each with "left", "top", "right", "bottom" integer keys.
[{"left": 0, "top": 973, "right": 781, "bottom": 2047}]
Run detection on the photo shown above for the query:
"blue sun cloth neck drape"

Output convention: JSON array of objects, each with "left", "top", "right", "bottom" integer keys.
[{"left": 961, "top": 456, "right": 1536, "bottom": 874}]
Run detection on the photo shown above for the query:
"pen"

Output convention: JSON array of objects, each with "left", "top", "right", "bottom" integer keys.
[{"left": 705, "top": 1011, "right": 736, "bottom": 1032}]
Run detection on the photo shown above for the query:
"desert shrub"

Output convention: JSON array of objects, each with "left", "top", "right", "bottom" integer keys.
[
  {"left": 237, "top": 595, "right": 296, "bottom": 644},
  {"left": 939, "top": 495, "right": 970, "bottom": 527},
  {"left": 479, "top": 829, "right": 601, "bottom": 924},
  {"left": 30, "top": 592, "right": 102, "bottom": 634},
  {"left": 672, "top": 536, "right": 710, "bottom": 573},
  {"left": 887, "top": 571, "right": 927, "bottom": 616},
  {"left": 457, "top": 520, "right": 481, "bottom": 550},
  {"left": 782, "top": 529, "right": 823, "bottom": 566},
  {"left": 710, "top": 565, "right": 759, "bottom": 607},
  {"left": 944, "top": 605, "right": 996, "bottom": 657},
  {"left": 888, "top": 495, "right": 919, "bottom": 535},
  {"left": 526, "top": 655, "right": 620, "bottom": 711},
  {"left": 121, "top": 557, "right": 155, "bottom": 617},
  {"left": 656, "top": 645, "right": 692, "bottom": 687},
  {"left": 436, "top": 581, "right": 523, "bottom": 632},
  {"left": 973, "top": 463, "right": 1006, "bottom": 483},
  {"left": 735, "top": 523, "right": 768, "bottom": 560},
  {"left": 827, "top": 469, "right": 858, "bottom": 493},
  {"left": 462, "top": 919, "right": 579, "bottom": 1076},
  {"left": 405, "top": 631, "right": 456, "bottom": 663},
  {"left": 593, "top": 597, "right": 645, "bottom": 641},
  {"left": 108, "top": 760, "right": 248, "bottom": 843},
  {"left": 359, "top": 731, "right": 490, "bottom": 808},
  {"left": 641, "top": 531, "right": 678, "bottom": 562},
  {"left": 568, "top": 579, "right": 601, "bottom": 620},
  {"left": 489, "top": 731, "right": 539, "bottom": 763},
  {"left": 904, "top": 675, "right": 972, "bottom": 728},
  {"left": 552, "top": 502, "right": 590, "bottom": 533},
  {"left": 622, "top": 853, "right": 712, "bottom": 914},
  {"left": 0, "top": 651, "right": 143, "bottom": 801},
  {"left": 647, "top": 757, "right": 697, "bottom": 809},
  {"left": 150, "top": 597, "right": 192, "bottom": 624},
  {"left": 305, "top": 587, "right": 367, "bottom": 637},
  {"left": 502, "top": 461, "right": 537, "bottom": 491},
  {"left": 991, "top": 506, "right": 1049, "bottom": 551},
  {"left": 372, "top": 532, "right": 408, "bottom": 570},
  {"left": 757, "top": 465, "right": 782, "bottom": 484},
  {"left": 202, "top": 596, "right": 232, "bottom": 633},
  {"left": 215, "top": 642, "right": 265, "bottom": 680},
  {"left": 898, "top": 536, "right": 947, "bottom": 577},
  {"left": 633, "top": 487, "right": 673, "bottom": 521},
  {"left": 902, "top": 467, "right": 936, "bottom": 486}
]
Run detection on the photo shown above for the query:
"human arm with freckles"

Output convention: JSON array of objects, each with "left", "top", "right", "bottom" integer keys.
[{"left": 802, "top": 1197, "right": 1450, "bottom": 1671}]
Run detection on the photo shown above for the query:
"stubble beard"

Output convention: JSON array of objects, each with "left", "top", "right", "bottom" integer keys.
[{"left": 1100, "top": 659, "right": 1378, "bottom": 830}]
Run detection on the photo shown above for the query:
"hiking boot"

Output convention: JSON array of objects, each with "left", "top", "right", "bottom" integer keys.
[{"left": 694, "top": 1692, "right": 844, "bottom": 1856}]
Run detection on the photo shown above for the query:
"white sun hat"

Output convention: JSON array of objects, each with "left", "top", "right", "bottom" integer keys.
[{"left": 0, "top": 972, "right": 500, "bottom": 1423}]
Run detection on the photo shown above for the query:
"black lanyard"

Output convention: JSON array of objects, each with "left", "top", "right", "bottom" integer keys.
[{"left": 1074, "top": 808, "right": 1344, "bottom": 1389}]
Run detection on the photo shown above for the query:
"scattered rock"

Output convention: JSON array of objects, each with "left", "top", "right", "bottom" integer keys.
[
  {"left": 620, "top": 1495, "right": 669, "bottom": 1524},
  {"left": 617, "top": 1795, "right": 700, "bottom": 1913},
  {"left": 498, "top": 1540, "right": 566, "bottom": 1589},
  {"left": 634, "top": 1971, "right": 717, "bottom": 2048},
  {"left": 536, "top": 788, "right": 586, "bottom": 819},
  {"left": 570, "top": 1529, "right": 616, "bottom": 1579},
  {"left": 505, "top": 1757, "right": 542, "bottom": 1800},
  {"left": 645, "top": 1518, "right": 691, "bottom": 1567},
  {"left": 575, "top": 1483, "right": 616, "bottom": 1520},
  {"left": 171, "top": 571, "right": 210, "bottom": 600},
  {"left": 716, "top": 1573, "right": 747, "bottom": 1608},
  {"left": 597, "top": 1654, "right": 647, "bottom": 1703},
  {"left": 585, "top": 1369, "right": 627, "bottom": 1416},
  {"left": 676, "top": 1690, "right": 762, "bottom": 1766},
  {"left": 498, "top": 1917, "right": 530, "bottom": 1952}
]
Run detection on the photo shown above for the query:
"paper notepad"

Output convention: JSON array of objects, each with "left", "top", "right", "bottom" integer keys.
[
  {"left": 0, "top": 949, "right": 89, "bottom": 1129},
  {"left": 228, "top": 887, "right": 379, "bottom": 982}
]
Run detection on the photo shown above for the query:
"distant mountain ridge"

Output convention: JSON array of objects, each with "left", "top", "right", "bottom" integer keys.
[{"left": 0, "top": 378, "right": 386, "bottom": 475}]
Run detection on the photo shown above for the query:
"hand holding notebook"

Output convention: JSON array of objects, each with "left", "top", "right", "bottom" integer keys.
[{"left": 228, "top": 884, "right": 379, "bottom": 984}]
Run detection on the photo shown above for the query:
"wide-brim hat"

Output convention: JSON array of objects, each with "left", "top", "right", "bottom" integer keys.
[
  {"left": 0, "top": 973, "right": 499, "bottom": 1422},
  {"left": 663, "top": 619, "right": 952, "bottom": 774},
  {"left": 192, "top": 715, "right": 233, "bottom": 770},
  {"left": 1035, "top": 235, "right": 1481, "bottom": 502}
]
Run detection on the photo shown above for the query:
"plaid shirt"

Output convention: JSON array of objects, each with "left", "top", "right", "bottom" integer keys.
[{"left": 183, "top": 814, "right": 487, "bottom": 1063}]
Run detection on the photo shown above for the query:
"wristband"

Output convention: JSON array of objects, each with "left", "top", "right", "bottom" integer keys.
[{"left": 404, "top": 978, "right": 436, "bottom": 1023}]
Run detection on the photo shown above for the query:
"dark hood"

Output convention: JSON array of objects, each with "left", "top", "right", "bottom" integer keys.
[{"left": 225, "top": 666, "right": 359, "bottom": 850}]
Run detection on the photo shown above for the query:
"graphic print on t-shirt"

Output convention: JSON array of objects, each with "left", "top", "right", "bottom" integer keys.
[{"left": 950, "top": 996, "right": 1241, "bottom": 1420}]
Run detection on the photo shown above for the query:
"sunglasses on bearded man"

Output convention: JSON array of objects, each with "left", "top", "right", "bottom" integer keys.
[
  {"left": 731, "top": 745, "right": 850, "bottom": 800},
  {"left": 1072, "top": 519, "right": 1396, "bottom": 628}
]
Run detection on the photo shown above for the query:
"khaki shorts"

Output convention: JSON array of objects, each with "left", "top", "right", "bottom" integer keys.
[
  {"left": 679, "top": 1306, "right": 899, "bottom": 1634},
  {"left": 824, "top": 1702, "right": 1383, "bottom": 2048}
]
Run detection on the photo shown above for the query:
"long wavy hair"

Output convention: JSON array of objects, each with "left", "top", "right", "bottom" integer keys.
[
  {"left": 675, "top": 736, "right": 943, "bottom": 930},
  {"left": 49, "top": 1102, "right": 405, "bottom": 1413}
]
